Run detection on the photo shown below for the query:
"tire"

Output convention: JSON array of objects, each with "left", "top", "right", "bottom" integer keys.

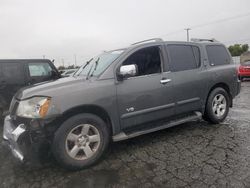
[
  {"left": 52, "top": 113, "right": 110, "bottom": 170},
  {"left": 204, "top": 87, "right": 229, "bottom": 124}
]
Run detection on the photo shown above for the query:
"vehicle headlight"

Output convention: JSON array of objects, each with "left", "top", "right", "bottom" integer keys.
[{"left": 16, "top": 97, "right": 51, "bottom": 118}]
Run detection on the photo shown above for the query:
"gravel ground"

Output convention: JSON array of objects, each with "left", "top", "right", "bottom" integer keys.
[{"left": 0, "top": 82, "right": 250, "bottom": 188}]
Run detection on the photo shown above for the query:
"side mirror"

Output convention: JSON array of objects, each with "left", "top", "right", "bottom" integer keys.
[
  {"left": 118, "top": 64, "right": 137, "bottom": 79},
  {"left": 51, "top": 70, "right": 60, "bottom": 79}
]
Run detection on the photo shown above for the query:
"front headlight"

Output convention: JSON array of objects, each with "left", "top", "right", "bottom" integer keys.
[{"left": 16, "top": 97, "right": 51, "bottom": 118}]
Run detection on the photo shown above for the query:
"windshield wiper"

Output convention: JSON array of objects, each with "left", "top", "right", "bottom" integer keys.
[
  {"left": 89, "top": 58, "right": 100, "bottom": 78},
  {"left": 75, "top": 58, "right": 93, "bottom": 76},
  {"left": 86, "top": 57, "right": 100, "bottom": 79}
]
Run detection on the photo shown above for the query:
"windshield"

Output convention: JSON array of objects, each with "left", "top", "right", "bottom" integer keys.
[
  {"left": 74, "top": 50, "right": 124, "bottom": 78},
  {"left": 242, "top": 61, "right": 250, "bottom": 66}
]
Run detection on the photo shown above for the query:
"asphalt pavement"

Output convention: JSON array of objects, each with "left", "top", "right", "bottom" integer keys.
[{"left": 0, "top": 82, "right": 250, "bottom": 188}]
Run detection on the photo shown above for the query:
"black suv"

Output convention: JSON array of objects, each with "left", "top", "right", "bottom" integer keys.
[
  {"left": 0, "top": 59, "right": 60, "bottom": 116},
  {"left": 3, "top": 38, "right": 241, "bottom": 170}
]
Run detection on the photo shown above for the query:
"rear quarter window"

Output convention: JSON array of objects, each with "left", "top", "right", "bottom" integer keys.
[{"left": 206, "top": 45, "right": 231, "bottom": 66}]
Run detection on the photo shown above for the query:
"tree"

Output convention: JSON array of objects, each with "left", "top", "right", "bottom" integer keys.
[
  {"left": 242, "top": 44, "right": 249, "bottom": 53},
  {"left": 228, "top": 44, "right": 249, "bottom": 56}
]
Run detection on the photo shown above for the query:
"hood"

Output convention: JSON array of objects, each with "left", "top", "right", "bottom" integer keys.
[{"left": 15, "top": 76, "right": 92, "bottom": 100}]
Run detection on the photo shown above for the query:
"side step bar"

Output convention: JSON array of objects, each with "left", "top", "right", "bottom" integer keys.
[{"left": 112, "top": 112, "right": 202, "bottom": 142}]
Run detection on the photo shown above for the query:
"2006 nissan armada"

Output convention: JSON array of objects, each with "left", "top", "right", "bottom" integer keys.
[{"left": 3, "top": 38, "right": 241, "bottom": 170}]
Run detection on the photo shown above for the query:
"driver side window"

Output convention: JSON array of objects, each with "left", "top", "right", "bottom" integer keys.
[{"left": 123, "top": 46, "right": 162, "bottom": 76}]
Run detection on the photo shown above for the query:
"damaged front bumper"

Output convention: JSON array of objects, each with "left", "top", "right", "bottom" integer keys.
[
  {"left": 3, "top": 115, "right": 26, "bottom": 161},
  {"left": 2, "top": 115, "right": 54, "bottom": 162}
]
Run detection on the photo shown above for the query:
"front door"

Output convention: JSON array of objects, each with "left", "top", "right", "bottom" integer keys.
[{"left": 116, "top": 45, "right": 175, "bottom": 130}]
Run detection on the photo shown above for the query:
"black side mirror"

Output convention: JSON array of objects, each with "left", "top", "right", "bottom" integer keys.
[{"left": 51, "top": 70, "right": 60, "bottom": 79}]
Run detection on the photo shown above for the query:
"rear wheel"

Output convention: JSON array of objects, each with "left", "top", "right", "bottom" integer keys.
[
  {"left": 204, "top": 88, "right": 229, "bottom": 124},
  {"left": 52, "top": 113, "right": 110, "bottom": 170}
]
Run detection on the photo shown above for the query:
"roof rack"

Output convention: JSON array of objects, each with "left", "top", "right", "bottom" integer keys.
[
  {"left": 191, "top": 38, "right": 219, "bottom": 42},
  {"left": 131, "top": 38, "right": 163, "bottom": 45}
]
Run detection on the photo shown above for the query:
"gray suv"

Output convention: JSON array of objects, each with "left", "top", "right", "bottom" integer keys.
[{"left": 3, "top": 38, "right": 241, "bottom": 170}]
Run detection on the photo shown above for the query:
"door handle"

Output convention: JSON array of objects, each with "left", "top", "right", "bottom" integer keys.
[{"left": 160, "top": 78, "right": 171, "bottom": 84}]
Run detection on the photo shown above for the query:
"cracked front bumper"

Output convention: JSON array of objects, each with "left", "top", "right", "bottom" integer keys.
[{"left": 3, "top": 115, "right": 27, "bottom": 162}]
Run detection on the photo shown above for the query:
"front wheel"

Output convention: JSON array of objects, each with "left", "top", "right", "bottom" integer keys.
[
  {"left": 52, "top": 113, "right": 110, "bottom": 170},
  {"left": 204, "top": 88, "right": 229, "bottom": 124}
]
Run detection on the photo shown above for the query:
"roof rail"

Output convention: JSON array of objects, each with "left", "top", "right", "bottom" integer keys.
[
  {"left": 131, "top": 38, "right": 163, "bottom": 45},
  {"left": 191, "top": 38, "right": 219, "bottom": 43}
]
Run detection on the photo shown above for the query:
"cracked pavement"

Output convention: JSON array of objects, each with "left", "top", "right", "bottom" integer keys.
[{"left": 1, "top": 82, "right": 250, "bottom": 188}]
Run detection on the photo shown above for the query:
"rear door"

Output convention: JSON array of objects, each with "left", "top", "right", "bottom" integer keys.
[
  {"left": 116, "top": 45, "right": 175, "bottom": 130},
  {"left": 165, "top": 43, "right": 207, "bottom": 115},
  {"left": 26, "top": 61, "right": 54, "bottom": 85}
]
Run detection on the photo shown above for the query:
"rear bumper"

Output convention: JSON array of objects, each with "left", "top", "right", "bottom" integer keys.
[
  {"left": 238, "top": 72, "right": 250, "bottom": 77},
  {"left": 239, "top": 75, "right": 250, "bottom": 78}
]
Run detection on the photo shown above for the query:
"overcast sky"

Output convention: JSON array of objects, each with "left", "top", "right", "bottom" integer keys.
[{"left": 1, "top": 0, "right": 250, "bottom": 67}]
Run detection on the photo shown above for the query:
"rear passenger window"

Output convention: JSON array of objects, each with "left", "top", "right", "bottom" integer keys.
[
  {"left": 168, "top": 45, "right": 200, "bottom": 72},
  {"left": 206, "top": 45, "right": 230, "bottom": 66}
]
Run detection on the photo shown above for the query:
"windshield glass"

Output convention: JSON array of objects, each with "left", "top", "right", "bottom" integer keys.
[
  {"left": 242, "top": 61, "right": 250, "bottom": 66},
  {"left": 74, "top": 50, "right": 124, "bottom": 77}
]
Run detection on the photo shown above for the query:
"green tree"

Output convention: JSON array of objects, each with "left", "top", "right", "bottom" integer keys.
[
  {"left": 242, "top": 44, "right": 249, "bottom": 53},
  {"left": 228, "top": 44, "right": 249, "bottom": 56}
]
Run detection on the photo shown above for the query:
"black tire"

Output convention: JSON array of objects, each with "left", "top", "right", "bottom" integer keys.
[
  {"left": 52, "top": 113, "right": 110, "bottom": 170},
  {"left": 204, "top": 87, "right": 230, "bottom": 124}
]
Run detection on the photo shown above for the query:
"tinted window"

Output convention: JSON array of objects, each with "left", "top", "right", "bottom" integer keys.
[
  {"left": 2, "top": 63, "right": 24, "bottom": 84},
  {"left": 28, "top": 63, "right": 52, "bottom": 77},
  {"left": 123, "top": 46, "right": 161, "bottom": 76},
  {"left": 206, "top": 45, "right": 230, "bottom": 66},
  {"left": 168, "top": 45, "right": 199, "bottom": 72}
]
